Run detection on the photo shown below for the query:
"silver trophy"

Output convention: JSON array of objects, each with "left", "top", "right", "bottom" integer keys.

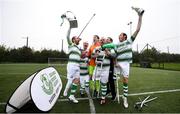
[
  {"left": 60, "top": 11, "right": 78, "bottom": 28},
  {"left": 131, "top": 6, "right": 145, "bottom": 15}
]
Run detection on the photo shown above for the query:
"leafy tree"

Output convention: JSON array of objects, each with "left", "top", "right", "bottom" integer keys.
[
  {"left": 18, "top": 46, "right": 33, "bottom": 62},
  {"left": 0, "top": 44, "right": 179, "bottom": 63},
  {"left": 0, "top": 45, "right": 6, "bottom": 62}
]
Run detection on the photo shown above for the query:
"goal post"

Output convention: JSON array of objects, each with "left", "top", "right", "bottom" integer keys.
[{"left": 48, "top": 58, "right": 68, "bottom": 66}]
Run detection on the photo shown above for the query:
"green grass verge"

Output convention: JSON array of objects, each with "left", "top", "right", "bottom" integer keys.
[
  {"left": 0, "top": 64, "right": 180, "bottom": 113},
  {"left": 132, "top": 62, "right": 180, "bottom": 71}
]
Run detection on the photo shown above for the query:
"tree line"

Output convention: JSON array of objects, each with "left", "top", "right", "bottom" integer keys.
[
  {"left": 0, "top": 45, "right": 68, "bottom": 63},
  {"left": 133, "top": 47, "right": 180, "bottom": 63},
  {"left": 0, "top": 45, "right": 180, "bottom": 63}
]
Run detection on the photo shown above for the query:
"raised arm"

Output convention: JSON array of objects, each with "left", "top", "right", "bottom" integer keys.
[
  {"left": 66, "top": 27, "right": 72, "bottom": 46},
  {"left": 102, "top": 43, "right": 116, "bottom": 50},
  {"left": 131, "top": 7, "right": 144, "bottom": 41},
  {"left": 61, "top": 11, "right": 78, "bottom": 46}
]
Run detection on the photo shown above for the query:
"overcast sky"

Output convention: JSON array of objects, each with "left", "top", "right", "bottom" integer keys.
[{"left": 0, "top": 0, "right": 180, "bottom": 54}]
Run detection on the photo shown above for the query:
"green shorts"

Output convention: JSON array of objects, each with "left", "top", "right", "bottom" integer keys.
[{"left": 88, "top": 66, "right": 95, "bottom": 76}]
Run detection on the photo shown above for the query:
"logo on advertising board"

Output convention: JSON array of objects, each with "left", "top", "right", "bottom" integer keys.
[
  {"left": 40, "top": 73, "right": 54, "bottom": 95},
  {"left": 30, "top": 67, "right": 62, "bottom": 112}
]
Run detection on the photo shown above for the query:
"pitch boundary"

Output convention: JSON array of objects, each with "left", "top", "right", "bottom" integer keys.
[
  {"left": 57, "top": 88, "right": 180, "bottom": 102},
  {"left": 1, "top": 88, "right": 180, "bottom": 113}
]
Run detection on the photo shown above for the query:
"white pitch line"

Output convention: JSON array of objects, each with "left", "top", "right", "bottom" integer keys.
[
  {"left": 1, "top": 88, "right": 180, "bottom": 105},
  {"left": 57, "top": 88, "right": 180, "bottom": 102},
  {"left": 128, "top": 89, "right": 180, "bottom": 96},
  {"left": 60, "top": 75, "right": 96, "bottom": 114},
  {"left": 88, "top": 98, "right": 96, "bottom": 114},
  {"left": 85, "top": 89, "right": 96, "bottom": 114},
  {"left": 0, "top": 102, "right": 6, "bottom": 105},
  {"left": 1, "top": 89, "right": 180, "bottom": 114},
  {"left": 58, "top": 97, "right": 88, "bottom": 102},
  {"left": 0, "top": 73, "right": 30, "bottom": 75}
]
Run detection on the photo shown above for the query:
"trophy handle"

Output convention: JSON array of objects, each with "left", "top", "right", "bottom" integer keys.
[{"left": 60, "top": 11, "right": 78, "bottom": 28}]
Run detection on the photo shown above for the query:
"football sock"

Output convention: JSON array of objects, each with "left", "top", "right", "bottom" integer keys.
[
  {"left": 123, "top": 83, "right": 128, "bottom": 97},
  {"left": 70, "top": 83, "right": 78, "bottom": 95},
  {"left": 101, "top": 82, "right": 107, "bottom": 98}
]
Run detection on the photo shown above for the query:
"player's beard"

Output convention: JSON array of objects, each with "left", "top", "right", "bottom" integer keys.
[{"left": 75, "top": 41, "right": 79, "bottom": 45}]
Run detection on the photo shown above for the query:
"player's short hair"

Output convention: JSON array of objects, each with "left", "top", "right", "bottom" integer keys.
[
  {"left": 94, "top": 35, "right": 100, "bottom": 39},
  {"left": 72, "top": 36, "right": 76, "bottom": 43},
  {"left": 83, "top": 41, "right": 89, "bottom": 44},
  {"left": 72, "top": 36, "right": 81, "bottom": 43},
  {"left": 107, "top": 37, "right": 113, "bottom": 42},
  {"left": 122, "top": 33, "right": 127, "bottom": 40}
]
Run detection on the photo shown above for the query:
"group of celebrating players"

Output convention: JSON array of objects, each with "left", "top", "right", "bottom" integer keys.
[{"left": 63, "top": 7, "right": 144, "bottom": 108}]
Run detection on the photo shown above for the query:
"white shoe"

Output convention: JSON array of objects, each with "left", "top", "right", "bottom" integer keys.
[
  {"left": 132, "top": 6, "right": 144, "bottom": 16},
  {"left": 63, "top": 89, "right": 68, "bottom": 97},
  {"left": 122, "top": 96, "right": 128, "bottom": 108},
  {"left": 68, "top": 95, "right": 78, "bottom": 103}
]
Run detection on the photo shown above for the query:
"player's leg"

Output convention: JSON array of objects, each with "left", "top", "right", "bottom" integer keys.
[
  {"left": 95, "top": 79, "right": 100, "bottom": 97},
  {"left": 63, "top": 63, "right": 73, "bottom": 96},
  {"left": 63, "top": 79, "right": 72, "bottom": 96},
  {"left": 100, "top": 67, "right": 110, "bottom": 104},
  {"left": 120, "top": 62, "right": 130, "bottom": 108},
  {"left": 93, "top": 66, "right": 101, "bottom": 98},
  {"left": 91, "top": 66, "right": 98, "bottom": 97},
  {"left": 89, "top": 66, "right": 95, "bottom": 91},
  {"left": 69, "top": 78, "right": 79, "bottom": 103},
  {"left": 122, "top": 77, "right": 128, "bottom": 108},
  {"left": 84, "top": 75, "right": 90, "bottom": 94},
  {"left": 80, "top": 76, "right": 85, "bottom": 97},
  {"left": 85, "top": 75, "right": 90, "bottom": 89},
  {"left": 68, "top": 65, "right": 80, "bottom": 103},
  {"left": 106, "top": 81, "right": 110, "bottom": 95}
]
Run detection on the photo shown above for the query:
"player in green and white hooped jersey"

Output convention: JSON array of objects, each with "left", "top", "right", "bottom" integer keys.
[
  {"left": 91, "top": 37, "right": 106, "bottom": 98},
  {"left": 115, "top": 7, "right": 144, "bottom": 108},
  {"left": 80, "top": 41, "right": 90, "bottom": 97},
  {"left": 63, "top": 25, "right": 81, "bottom": 104},
  {"left": 93, "top": 38, "right": 116, "bottom": 104}
]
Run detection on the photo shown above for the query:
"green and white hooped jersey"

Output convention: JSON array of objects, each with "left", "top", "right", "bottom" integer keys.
[
  {"left": 80, "top": 57, "right": 89, "bottom": 76},
  {"left": 116, "top": 36, "right": 135, "bottom": 63},
  {"left": 94, "top": 47, "right": 116, "bottom": 68},
  {"left": 68, "top": 44, "right": 81, "bottom": 65},
  {"left": 96, "top": 51, "right": 109, "bottom": 68}
]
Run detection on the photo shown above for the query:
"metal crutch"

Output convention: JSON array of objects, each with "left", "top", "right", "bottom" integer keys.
[
  {"left": 96, "top": 54, "right": 105, "bottom": 98},
  {"left": 114, "top": 65, "right": 120, "bottom": 104},
  {"left": 134, "top": 95, "right": 158, "bottom": 110},
  {"left": 92, "top": 52, "right": 105, "bottom": 98}
]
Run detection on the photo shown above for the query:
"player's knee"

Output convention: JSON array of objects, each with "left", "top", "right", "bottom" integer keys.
[
  {"left": 73, "top": 78, "right": 80, "bottom": 84},
  {"left": 100, "top": 78, "right": 108, "bottom": 84},
  {"left": 123, "top": 77, "right": 128, "bottom": 83}
]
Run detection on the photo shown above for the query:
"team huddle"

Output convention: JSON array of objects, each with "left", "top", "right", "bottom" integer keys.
[{"left": 63, "top": 7, "right": 144, "bottom": 108}]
